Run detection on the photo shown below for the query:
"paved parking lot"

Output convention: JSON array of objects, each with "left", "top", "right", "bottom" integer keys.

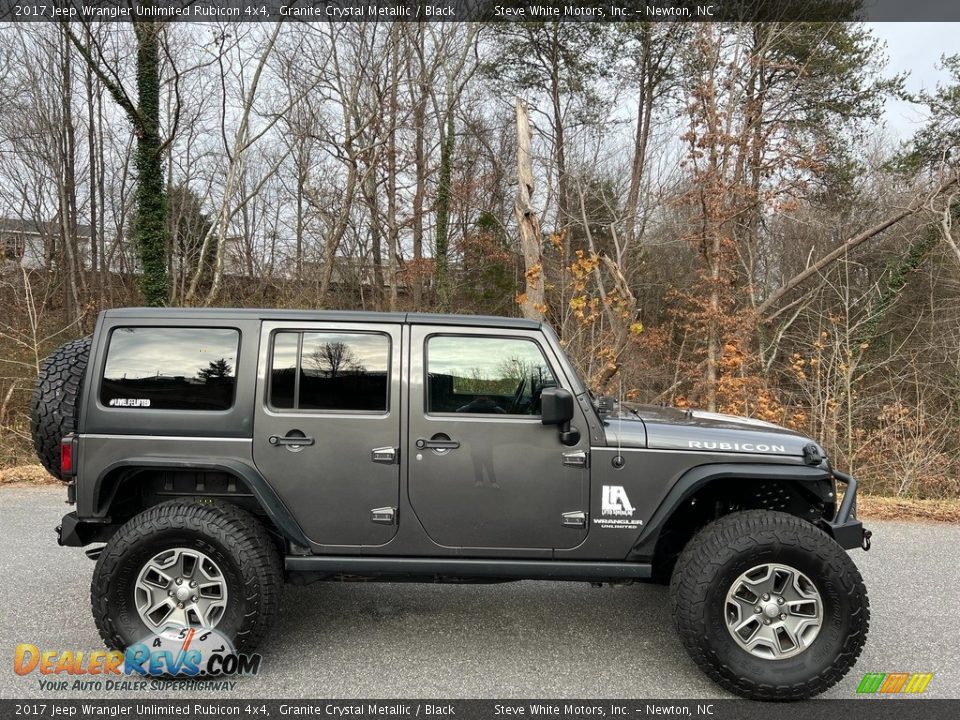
[{"left": 1, "top": 486, "right": 957, "bottom": 699}]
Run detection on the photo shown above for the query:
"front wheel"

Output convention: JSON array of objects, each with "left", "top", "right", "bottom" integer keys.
[
  {"left": 91, "top": 499, "right": 282, "bottom": 652},
  {"left": 670, "top": 510, "right": 869, "bottom": 700}
]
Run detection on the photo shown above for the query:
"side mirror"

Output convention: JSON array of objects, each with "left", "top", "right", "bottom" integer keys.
[
  {"left": 540, "top": 388, "right": 580, "bottom": 446},
  {"left": 541, "top": 387, "right": 574, "bottom": 426}
]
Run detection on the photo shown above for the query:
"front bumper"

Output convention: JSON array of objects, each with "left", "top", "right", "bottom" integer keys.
[{"left": 823, "top": 469, "right": 872, "bottom": 551}]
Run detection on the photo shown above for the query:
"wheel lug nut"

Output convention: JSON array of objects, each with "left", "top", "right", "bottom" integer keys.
[
  {"left": 191, "top": 596, "right": 197, "bottom": 602},
  {"left": 762, "top": 593, "right": 770, "bottom": 601},
  {"left": 754, "top": 606, "right": 761, "bottom": 613},
  {"left": 176, "top": 578, "right": 182, "bottom": 584},
  {"left": 177, "top": 603, "right": 184, "bottom": 609},
  {"left": 780, "top": 613, "right": 786, "bottom": 620},
  {"left": 777, "top": 597, "right": 784, "bottom": 604},
  {"left": 190, "top": 581, "right": 196, "bottom": 588},
  {"left": 763, "top": 618, "right": 770, "bottom": 625}
]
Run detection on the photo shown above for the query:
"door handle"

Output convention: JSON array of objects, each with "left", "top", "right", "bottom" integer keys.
[
  {"left": 415, "top": 438, "right": 460, "bottom": 450},
  {"left": 269, "top": 435, "right": 315, "bottom": 447}
]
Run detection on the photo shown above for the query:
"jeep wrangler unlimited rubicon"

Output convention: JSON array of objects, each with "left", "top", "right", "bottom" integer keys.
[{"left": 33, "top": 309, "right": 870, "bottom": 700}]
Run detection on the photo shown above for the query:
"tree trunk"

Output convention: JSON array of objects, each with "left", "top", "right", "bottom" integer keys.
[
  {"left": 411, "top": 100, "right": 426, "bottom": 308},
  {"left": 514, "top": 98, "right": 546, "bottom": 322},
  {"left": 58, "top": 31, "right": 79, "bottom": 320},
  {"left": 548, "top": 26, "right": 569, "bottom": 245},
  {"left": 386, "top": 34, "right": 400, "bottom": 312},
  {"left": 434, "top": 105, "right": 455, "bottom": 310},
  {"left": 133, "top": 22, "right": 169, "bottom": 306},
  {"left": 317, "top": 160, "right": 358, "bottom": 305},
  {"left": 364, "top": 169, "right": 385, "bottom": 310},
  {"left": 624, "top": 69, "right": 653, "bottom": 249},
  {"left": 705, "top": 228, "right": 721, "bottom": 412},
  {"left": 408, "top": 26, "right": 427, "bottom": 309},
  {"left": 295, "top": 149, "right": 305, "bottom": 282},
  {"left": 84, "top": 62, "right": 100, "bottom": 304},
  {"left": 757, "top": 174, "right": 960, "bottom": 319}
]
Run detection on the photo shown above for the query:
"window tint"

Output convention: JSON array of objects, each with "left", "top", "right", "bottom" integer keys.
[
  {"left": 101, "top": 327, "right": 239, "bottom": 411},
  {"left": 427, "top": 336, "right": 557, "bottom": 415},
  {"left": 269, "top": 331, "right": 389, "bottom": 412}
]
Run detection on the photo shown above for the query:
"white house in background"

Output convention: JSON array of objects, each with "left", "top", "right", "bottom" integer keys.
[{"left": 0, "top": 218, "right": 92, "bottom": 272}]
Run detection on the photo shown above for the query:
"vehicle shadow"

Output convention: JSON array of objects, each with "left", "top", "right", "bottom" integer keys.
[{"left": 246, "top": 580, "right": 723, "bottom": 698}]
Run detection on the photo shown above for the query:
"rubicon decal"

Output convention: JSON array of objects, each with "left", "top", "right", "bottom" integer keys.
[{"left": 687, "top": 440, "right": 786, "bottom": 453}]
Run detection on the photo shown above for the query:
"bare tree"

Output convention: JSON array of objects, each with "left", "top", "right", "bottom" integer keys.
[{"left": 514, "top": 98, "right": 545, "bottom": 322}]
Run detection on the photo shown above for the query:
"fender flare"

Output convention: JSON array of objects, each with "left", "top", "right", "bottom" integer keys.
[
  {"left": 630, "top": 462, "right": 832, "bottom": 557},
  {"left": 94, "top": 457, "right": 311, "bottom": 548}
]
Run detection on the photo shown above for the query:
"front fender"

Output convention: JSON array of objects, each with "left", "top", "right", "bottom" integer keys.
[{"left": 630, "top": 462, "right": 833, "bottom": 558}]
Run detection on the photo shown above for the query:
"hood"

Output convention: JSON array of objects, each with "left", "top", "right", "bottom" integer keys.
[{"left": 603, "top": 403, "right": 820, "bottom": 458}]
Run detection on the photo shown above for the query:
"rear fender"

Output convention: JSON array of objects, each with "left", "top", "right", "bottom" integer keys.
[{"left": 90, "top": 457, "right": 310, "bottom": 548}]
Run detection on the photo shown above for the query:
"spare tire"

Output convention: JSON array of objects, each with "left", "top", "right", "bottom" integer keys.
[{"left": 31, "top": 336, "right": 91, "bottom": 481}]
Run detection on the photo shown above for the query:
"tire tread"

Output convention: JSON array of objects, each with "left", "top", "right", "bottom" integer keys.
[
  {"left": 669, "top": 510, "right": 869, "bottom": 701},
  {"left": 91, "top": 499, "right": 282, "bottom": 652},
  {"left": 30, "top": 336, "right": 91, "bottom": 480}
]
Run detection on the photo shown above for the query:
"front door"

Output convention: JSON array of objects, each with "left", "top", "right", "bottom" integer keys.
[
  {"left": 253, "top": 321, "right": 402, "bottom": 547},
  {"left": 407, "top": 326, "right": 590, "bottom": 551}
]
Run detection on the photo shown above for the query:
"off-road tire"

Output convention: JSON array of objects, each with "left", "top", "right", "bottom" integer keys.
[
  {"left": 91, "top": 499, "right": 282, "bottom": 652},
  {"left": 670, "top": 510, "right": 869, "bottom": 701},
  {"left": 31, "top": 336, "right": 91, "bottom": 480}
]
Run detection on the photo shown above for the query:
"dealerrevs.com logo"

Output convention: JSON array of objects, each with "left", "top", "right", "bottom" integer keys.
[{"left": 14, "top": 627, "right": 261, "bottom": 691}]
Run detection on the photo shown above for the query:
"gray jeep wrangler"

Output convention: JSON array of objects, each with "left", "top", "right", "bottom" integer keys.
[{"left": 32, "top": 308, "right": 870, "bottom": 700}]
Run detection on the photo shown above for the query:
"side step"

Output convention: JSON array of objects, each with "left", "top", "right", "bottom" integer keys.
[{"left": 285, "top": 555, "right": 651, "bottom": 582}]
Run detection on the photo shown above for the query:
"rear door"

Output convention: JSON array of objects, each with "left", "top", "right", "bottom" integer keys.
[
  {"left": 406, "top": 326, "right": 590, "bottom": 551},
  {"left": 253, "top": 321, "right": 402, "bottom": 547}
]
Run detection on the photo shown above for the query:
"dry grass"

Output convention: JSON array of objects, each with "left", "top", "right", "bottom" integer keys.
[
  {"left": 0, "top": 463, "right": 958, "bottom": 523},
  {"left": 857, "top": 494, "right": 960, "bottom": 524},
  {"left": 0, "top": 463, "right": 56, "bottom": 486}
]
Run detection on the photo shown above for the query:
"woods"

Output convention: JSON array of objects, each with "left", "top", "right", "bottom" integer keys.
[{"left": 1, "top": 20, "right": 958, "bottom": 498}]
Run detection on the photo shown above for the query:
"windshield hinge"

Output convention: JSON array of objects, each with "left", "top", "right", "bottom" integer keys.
[{"left": 562, "top": 450, "right": 589, "bottom": 468}]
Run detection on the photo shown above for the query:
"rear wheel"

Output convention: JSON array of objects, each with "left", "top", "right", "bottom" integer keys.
[
  {"left": 91, "top": 499, "right": 282, "bottom": 652},
  {"left": 670, "top": 510, "right": 869, "bottom": 700}
]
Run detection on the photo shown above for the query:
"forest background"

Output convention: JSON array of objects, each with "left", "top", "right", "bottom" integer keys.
[{"left": 1, "top": 18, "right": 959, "bottom": 500}]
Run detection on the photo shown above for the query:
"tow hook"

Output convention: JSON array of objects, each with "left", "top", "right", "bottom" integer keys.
[{"left": 861, "top": 529, "right": 872, "bottom": 551}]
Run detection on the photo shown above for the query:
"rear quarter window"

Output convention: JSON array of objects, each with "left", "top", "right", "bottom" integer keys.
[{"left": 100, "top": 327, "right": 240, "bottom": 411}]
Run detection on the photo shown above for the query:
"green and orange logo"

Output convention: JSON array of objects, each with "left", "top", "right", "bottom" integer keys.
[{"left": 856, "top": 672, "right": 934, "bottom": 695}]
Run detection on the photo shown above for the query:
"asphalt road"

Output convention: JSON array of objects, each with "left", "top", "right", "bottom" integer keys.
[{"left": 1, "top": 486, "right": 958, "bottom": 700}]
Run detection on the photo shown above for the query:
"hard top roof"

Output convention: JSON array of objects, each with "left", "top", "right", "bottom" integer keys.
[{"left": 101, "top": 307, "right": 543, "bottom": 331}]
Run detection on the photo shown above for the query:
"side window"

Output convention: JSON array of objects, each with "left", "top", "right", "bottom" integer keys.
[
  {"left": 100, "top": 327, "right": 239, "bottom": 411},
  {"left": 427, "top": 335, "right": 558, "bottom": 416},
  {"left": 268, "top": 331, "right": 390, "bottom": 412}
]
